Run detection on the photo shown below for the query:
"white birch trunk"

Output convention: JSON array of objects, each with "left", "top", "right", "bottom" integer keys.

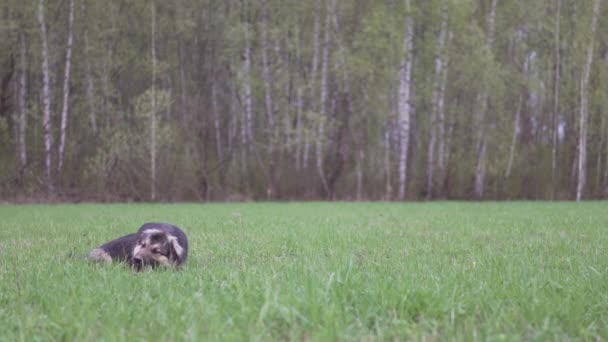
[
  {"left": 397, "top": 0, "right": 413, "bottom": 201},
  {"left": 212, "top": 81, "right": 222, "bottom": 161},
  {"left": 356, "top": 149, "right": 364, "bottom": 201},
  {"left": 605, "top": 50, "right": 608, "bottom": 190},
  {"left": 426, "top": 2, "right": 448, "bottom": 200},
  {"left": 577, "top": 0, "right": 601, "bottom": 202},
  {"left": 179, "top": 39, "right": 187, "bottom": 122},
  {"left": 505, "top": 95, "right": 523, "bottom": 179},
  {"left": 331, "top": 0, "right": 359, "bottom": 199},
  {"left": 304, "top": 1, "right": 321, "bottom": 171},
  {"left": 150, "top": 3, "right": 157, "bottom": 201},
  {"left": 276, "top": 38, "right": 291, "bottom": 155},
  {"left": 243, "top": 27, "right": 253, "bottom": 150},
  {"left": 17, "top": 31, "right": 27, "bottom": 181},
  {"left": 473, "top": 0, "right": 498, "bottom": 199},
  {"left": 316, "top": 0, "right": 332, "bottom": 195},
  {"left": 261, "top": 8, "right": 274, "bottom": 134},
  {"left": 38, "top": 0, "right": 53, "bottom": 195},
  {"left": 57, "top": 0, "right": 75, "bottom": 175},
  {"left": 228, "top": 86, "right": 238, "bottom": 157},
  {"left": 261, "top": 6, "right": 277, "bottom": 197},
  {"left": 101, "top": 45, "right": 112, "bottom": 122},
  {"left": 384, "top": 119, "right": 392, "bottom": 200},
  {"left": 240, "top": 87, "right": 248, "bottom": 181},
  {"left": 551, "top": 0, "right": 561, "bottom": 196},
  {"left": 294, "top": 28, "right": 303, "bottom": 171},
  {"left": 596, "top": 115, "right": 605, "bottom": 189},
  {"left": 295, "top": 86, "right": 303, "bottom": 171},
  {"left": 83, "top": 24, "right": 97, "bottom": 132},
  {"left": 437, "top": 31, "right": 452, "bottom": 181}
]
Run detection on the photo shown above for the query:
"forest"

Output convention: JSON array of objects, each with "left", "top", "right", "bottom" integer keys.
[{"left": 0, "top": 0, "right": 606, "bottom": 201}]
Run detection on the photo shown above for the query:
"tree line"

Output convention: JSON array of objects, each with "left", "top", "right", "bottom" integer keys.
[{"left": 0, "top": 0, "right": 606, "bottom": 201}]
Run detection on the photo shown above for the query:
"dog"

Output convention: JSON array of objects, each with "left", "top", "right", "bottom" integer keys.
[{"left": 88, "top": 222, "right": 188, "bottom": 271}]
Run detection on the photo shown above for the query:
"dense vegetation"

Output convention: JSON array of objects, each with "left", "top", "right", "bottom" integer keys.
[
  {"left": 0, "top": 202, "right": 606, "bottom": 340},
  {"left": 1, "top": 1, "right": 607, "bottom": 201}
]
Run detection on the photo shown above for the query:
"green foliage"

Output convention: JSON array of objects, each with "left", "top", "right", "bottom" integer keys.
[
  {"left": 87, "top": 89, "right": 175, "bottom": 199},
  {"left": 1, "top": 0, "right": 607, "bottom": 200}
]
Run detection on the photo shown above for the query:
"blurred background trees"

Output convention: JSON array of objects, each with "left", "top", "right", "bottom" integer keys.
[{"left": 0, "top": 0, "right": 607, "bottom": 201}]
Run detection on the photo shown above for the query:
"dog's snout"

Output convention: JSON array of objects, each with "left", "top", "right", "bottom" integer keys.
[
  {"left": 132, "top": 256, "right": 143, "bottom": 265},
  {"left": 132, "top": 256, "right": 144, "bottom": 271}
]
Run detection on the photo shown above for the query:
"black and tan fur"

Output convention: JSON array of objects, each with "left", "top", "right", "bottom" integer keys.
[{"left": 88, "top": 223, "right": 188, "bottom": 271}]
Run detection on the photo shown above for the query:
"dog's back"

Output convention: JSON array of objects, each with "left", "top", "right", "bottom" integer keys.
[{"left": 87, "top": 233, "right": 139, "bottom": 263}]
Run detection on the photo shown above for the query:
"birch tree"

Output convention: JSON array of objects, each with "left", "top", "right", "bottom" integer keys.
[
  {"left": 551, "top": 0, "right": 561, "bottom": 197},
  {"left": 38, "top": 0, "right": 53, "bottom": 195},
  {"left": 576, "top": 0, "right": 601, "bottom": 202},
  {"left": 304, "top": 1, "right": 322, "bottom": 171},
  {"left": 436, "top": 31, "right": 452, "bottom": 195},
  {"left": 15, "top": 30, "right": 27, "bottom": 185},
  {"left": 212, "top": 81, "right": 222, "bottom": 162},
  {"left": 57, "top": 0, "right": 75, "bottom": 176},
  {"left": 426, "top": 0, "right": 448, "bottom": 199},
  {"left": 240, "top": 14, "right": 253, "bottom": 189},
  {"left": 473, "top": 0, "right": 498, "bottom": 199},
  {"left": 605, "top": 49, "right": 608, "bottom": 193},
  {"left": 505, "top": 95, "right": 522, "bottom": 179},
  {"left": 294, "top": 30, "right": 303, "bottom": 171},
  {"left": 316, "top": 0, "right": 332, "bottom": 196},
  {"left": 150, "top": 2, "right": 158, "bottom": 201},
  {"left": 261, "top": 3, "right": 277, "bottom": 198},
  {"left": 330, "top": 0, "right": 357, "bottom": 199},
  {"left": 397, "top": 0, "right": 414, "bottom": 201}
]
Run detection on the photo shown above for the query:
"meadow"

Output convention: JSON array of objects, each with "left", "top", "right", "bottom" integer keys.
[{"left": 0, "top": 202, "right": 606, "bottom": 341}]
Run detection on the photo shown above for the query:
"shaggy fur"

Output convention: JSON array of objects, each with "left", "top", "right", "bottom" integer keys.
[{"left": 88, "top": 223, "right": 188, "bottom": 271}]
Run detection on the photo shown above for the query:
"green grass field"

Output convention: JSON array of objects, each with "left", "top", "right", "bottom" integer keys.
[{"left": 0, "top": 202, "right": 607, "bottom": 341}]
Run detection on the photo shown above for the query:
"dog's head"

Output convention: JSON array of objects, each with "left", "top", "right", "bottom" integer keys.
[{"left": 130, "top": 229, "right": 184, "bottom": 271}]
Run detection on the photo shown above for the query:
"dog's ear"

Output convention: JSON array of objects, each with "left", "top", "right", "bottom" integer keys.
[{"left": 167, "top": 235, "right": 184, "bottom": 263}]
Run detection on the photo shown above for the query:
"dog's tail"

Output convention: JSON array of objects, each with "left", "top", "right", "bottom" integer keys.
[{"left": 67, "top": 250, "right": 89, "bottom": 260}]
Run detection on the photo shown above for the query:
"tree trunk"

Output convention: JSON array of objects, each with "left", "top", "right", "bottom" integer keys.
[
  {"left": 17, "top": 30, "right": 27, "bottom": 186},
  {"left": 57, "top": 0, "right": 75, "bottom": 177},
  {"left": 473, "top": 0, "right": 498, "bottom": 199},
  {"left": 38, "top": 0, "right": 53, "bottom": 195},
  {"left": 294, "top": 29, "right": 303, "bottom": 171},
  {"left": 437, "top": 31, "right": 452, "bottom": 196},
  {"left": 384, "top": 119, "right": 392, "bottom": 200},
  {"left": 178, "top": 38, "right": 187, "bottom": 123},
  {"left": 83, "top": 20, "right": 97, "bottom": 133},
  {"left": 150, "top": 2, "right": 157, "bottom": 201},
  {"left": 261, "top": 4, "right": 277, "bottom": 199},
  {"left": 303, "top": 3, "right": 321, "bottom": 173},
  {"left": 243, "top": 27, "right": 253, "bottom": 151},
  {"left": 397, "top": 0, "right": 413, "bottom": 201},
  {"left": 356, "top": 149, "right": 364, "bottom": 200},
  {"left": 277, "top": 37, "right": 291, "bottom": 158},
  {"left": 605, "top": 50, "right": 608, "bottom": 192},
  {"left": 239, "top": 17, "right": 252, "bottom": 192},
  {"left": 596, "top": 113, "right": 605, "bottom": 191},
  {"left": 551, "top": 0, "right": 561, "bottom": 199},
  {"left": 330, "top": 0, "right": 357, "bottom": 199},
  {"left": 505, "top": 95, "right": 523, "bottom": 179},
  {"left": 316, "top": 0, "right": 332, "bottom": 197},
  {"left": 576, "top": 0, "right": 600, "bottom": 202},
  {"left": 212, "top": 80, "right": 222, "bottom": 162},
  {"left": 426, "top": 1, "right": 448, "bottom": 200}
]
